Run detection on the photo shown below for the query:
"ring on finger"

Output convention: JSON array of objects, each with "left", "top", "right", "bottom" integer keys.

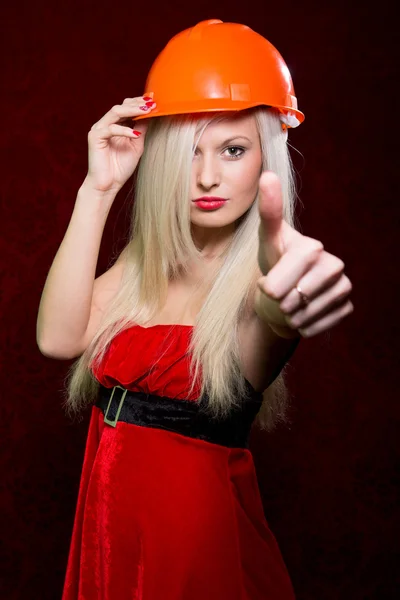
[{"left": 280, "top": 288, "right": 308, "bottom": 314}]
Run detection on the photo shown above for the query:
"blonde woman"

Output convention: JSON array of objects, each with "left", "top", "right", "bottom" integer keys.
[{"left": 37, "top": 19, "right": 354, "bottom": 600}]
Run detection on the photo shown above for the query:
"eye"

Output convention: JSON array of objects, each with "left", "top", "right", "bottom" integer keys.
[
  {"left": 224, "top": 146, "right": 245, "bottom": 159},
  {"left": 192, "top": 146, "right": 246, "bottom": 159}
]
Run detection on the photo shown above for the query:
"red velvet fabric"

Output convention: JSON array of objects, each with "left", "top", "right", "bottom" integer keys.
[
  {"left": 61, "top": 324, "right": 295, "bottom": 599},
  {"left": 90, "top": 324, "right": 203, "bottom": 401}
]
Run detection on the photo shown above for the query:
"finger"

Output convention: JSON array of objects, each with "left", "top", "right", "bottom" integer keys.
[
  {"left": 298, "top": 300, "right": 354, "bottom": 338},
  {"left": 92, "top": 100, "right": 156, "bottom": 130},
  {"left": 258, "top": 171, "right": 284, "bottom": 240},
  {"left": 88, "top": 123, "right": 142, "bottom": 141},
  {"left": 260, "top": 241, "right": 324, "bottom": 300},
  {"left": 283, "top": 275, "right": 353, "bottom": 328},
  {"left": 280, "top": 255, "right": 347, "bottom": 314}
]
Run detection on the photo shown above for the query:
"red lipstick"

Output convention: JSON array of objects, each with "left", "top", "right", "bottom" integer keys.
[{"left": 193, "top": 196, "right": 228, "bottom": 210}]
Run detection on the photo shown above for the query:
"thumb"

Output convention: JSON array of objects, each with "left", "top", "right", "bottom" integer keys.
[{"left": 258, "top": 171, "right": 284, "bottom": 244}]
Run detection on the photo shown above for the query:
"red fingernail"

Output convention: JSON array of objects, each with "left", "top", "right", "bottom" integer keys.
[
  {"left": 132, "top": 130, "right": 142, "bottom": 136},
  {"left": 143, "top": 96, "right": 152, "bottom": 101}
]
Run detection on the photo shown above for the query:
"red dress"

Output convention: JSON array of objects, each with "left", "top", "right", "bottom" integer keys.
[{"left": 61, "top": 324, "right": 295, "bottom": 600}]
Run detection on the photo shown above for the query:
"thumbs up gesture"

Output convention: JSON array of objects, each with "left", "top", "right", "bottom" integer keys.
[{"left": 255, "top": 171, "right": 354, "bottom": 338}]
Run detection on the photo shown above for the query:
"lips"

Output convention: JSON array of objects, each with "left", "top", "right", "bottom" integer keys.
[{"left": 193, "top": 197, "right": 228, "bottom": 202}]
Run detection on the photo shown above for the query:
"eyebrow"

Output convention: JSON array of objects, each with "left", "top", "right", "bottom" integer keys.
[
  {"left": 222, "top": 135, "right": 252, "bottom": 145},
  {"left": 195, "top": 135, "right": 252, "bottom": 147}
]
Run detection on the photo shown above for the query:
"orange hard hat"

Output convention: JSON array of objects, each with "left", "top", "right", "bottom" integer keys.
[{"left": 134, "top": 19, "right": 304, "bottom": 129}]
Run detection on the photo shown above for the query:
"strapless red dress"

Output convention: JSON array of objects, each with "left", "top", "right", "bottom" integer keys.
[{"left": 61, "top": 324, "right": 295, "bottom": 600}]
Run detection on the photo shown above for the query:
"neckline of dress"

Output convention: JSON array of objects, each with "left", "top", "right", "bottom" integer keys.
[
  {"left": 128, "top": 324, "right": 261, "bottom": 396},
  {"left": 134, "top": 323, "right": 194, "bottom": 329}
]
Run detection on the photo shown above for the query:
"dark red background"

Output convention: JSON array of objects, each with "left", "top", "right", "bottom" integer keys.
[{"left": 1, "top": 1, "right": 398, "bottom": 598}]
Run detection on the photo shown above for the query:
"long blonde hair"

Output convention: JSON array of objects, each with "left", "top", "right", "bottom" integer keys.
[{"left": 61, "top": 106, "right": 300, "bottom": 431}]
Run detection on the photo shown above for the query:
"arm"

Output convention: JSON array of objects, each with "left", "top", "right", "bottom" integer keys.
[
  {"left": 241, "top": 286, "right": 301, "bottom": 393},
  {"left": 36, "top": 181, "right": 117, "bottom": 356}
]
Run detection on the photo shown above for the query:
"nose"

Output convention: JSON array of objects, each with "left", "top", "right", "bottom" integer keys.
[{"left": 194, "top": 153, "right": 221, "bottom": 190}]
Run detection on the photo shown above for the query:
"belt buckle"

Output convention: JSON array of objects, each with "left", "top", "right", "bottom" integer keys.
[{"left": 104, "top": 385, "right": 128, "bottom": 427}]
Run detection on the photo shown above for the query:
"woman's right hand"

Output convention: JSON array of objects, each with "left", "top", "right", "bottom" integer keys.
[{"left": 83, "top": 96, "right": 156, "bottom": 195}]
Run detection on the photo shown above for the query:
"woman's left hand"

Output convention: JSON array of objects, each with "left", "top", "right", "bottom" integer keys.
[{"left": 255, "top": 171, "right": 354, "bottom": 338}]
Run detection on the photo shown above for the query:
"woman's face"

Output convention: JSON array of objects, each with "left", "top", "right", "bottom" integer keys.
[{"left": 190, "top": 112, "right": 263, "bottom": 249}]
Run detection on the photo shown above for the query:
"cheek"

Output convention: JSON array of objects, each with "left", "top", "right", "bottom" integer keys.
[
  {"left": 232, "top": 162, "right": 260, "bottom": 191},
  {"left": 237, "top": 153, "right": 261, "bottom": 176}
]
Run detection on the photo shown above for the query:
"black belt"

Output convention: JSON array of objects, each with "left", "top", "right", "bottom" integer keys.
[{"left": 95, "top": 382, "right": 263, "bottom": 449}]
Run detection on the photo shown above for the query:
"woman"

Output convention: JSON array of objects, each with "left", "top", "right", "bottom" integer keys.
[{"left": 37, "top": 19, "right": 354, "bottom": 600}]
